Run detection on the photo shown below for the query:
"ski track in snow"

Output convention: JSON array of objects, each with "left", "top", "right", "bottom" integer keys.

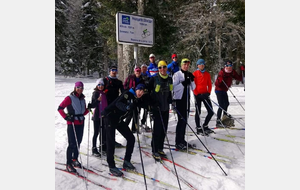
[{"left": 55, "top": 75, "right": 245, "bottom": 190}]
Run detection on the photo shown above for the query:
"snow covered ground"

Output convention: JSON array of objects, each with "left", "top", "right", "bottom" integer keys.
[{"left": 55, "top": 75, "right": 245, "bottom": 190}]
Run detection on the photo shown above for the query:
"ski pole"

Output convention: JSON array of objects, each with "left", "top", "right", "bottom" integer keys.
[
  {"left": 222, "top": 80, "right": 245, "bottom": 111},
  {"left": 99, "top": 94, "right": 103, "bottom": 161},
  {"left": 72, "top": 123, "right": 89, "bottom": 190},
  {"left": 157, "top": 107, "right": 182, "bottom": 189},
  {"left": 173, "top": 106, "right": 228, "bottom": 176},
  {"left": 203, "top": 98, "right": 245, "bottom": 156},
  {"left": 87, "top": 106, "right": 91, "bottom": 179},
  {"left": 132, "top": 102, "right": 147, "bottom": 190}
]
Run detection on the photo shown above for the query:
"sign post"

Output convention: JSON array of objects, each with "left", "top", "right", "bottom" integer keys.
[{"left": 116, "top": 12, "right": 154, "bottom": 66}]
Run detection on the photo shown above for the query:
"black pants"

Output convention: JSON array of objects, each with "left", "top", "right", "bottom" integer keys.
[
  {"left": 124, "top": 107, "right": 138, "bottom": 132},
  {"left": 195, "top": 95, "right": 214, "bottom": 127},
  {"left": 151, "top": 109, "right": 169, "bottom": 153},
  {"left": 105, "top": 118, "right": 135, "bottom": 168},
  {"left": 215, "top": 91, "right": 229, "bottom": 120},
  {"left": 92, "top": 119, "right": 106, "bottom": 151},
  {"left": 66, "top": 124, "right": 84, "bottom": 164},
  {"left": 175, "top": 99, "right": 189, "bottom": 145}
]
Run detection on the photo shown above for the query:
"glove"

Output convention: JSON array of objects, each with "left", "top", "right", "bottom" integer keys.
[
  {"left": 188, "top": 73, "right": 195, "bottom": 81},
  {"left": 64, "top": 115, "right": 74, "bottom": 122},
  {"left": 87, "top": 103, "right": 92, "bottom": 109},
  {"left": 104, "top": 89, "right": 108, "bottom": 94},
  {"left": 181, "top": 80, "right": 191, "bottom": 86},
  {"left": 101, "top": 110, "right": 107, "bottom": 117},
  {"left": 126, "top": 103, "right": 135, "bottom": 111},
  {"left": 203, "top": 93, "right": 210, "bottom": 99},
  {"left": 172, "top": 101, "right": 176, "bottom": 110},
  {"left": 240, "top": 65, "right": 245, "bottom": 71}
]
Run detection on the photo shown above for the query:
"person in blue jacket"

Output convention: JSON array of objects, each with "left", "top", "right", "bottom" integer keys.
[
  {"left": 167, "top": 53, "right": 180, "bottom": 76},
  {"left": 147, "top": 53, "right": 158, "bottom": 77}
]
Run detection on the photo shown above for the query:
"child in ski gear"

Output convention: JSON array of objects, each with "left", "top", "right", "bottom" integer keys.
[
  {"left": 167, "top": 53, "right": 180, "bottom": 76},
  {"left": 57, "top": 81, "right": 90, "bottom": 173},
  {"left": 89, "top": 78, "right": 108, "bottom": 157},
  {"left": 148, "top": 60, "right": 173, "bottom": 160},
  {"left": 103, "top": 65, "right": 124, "bottom": 147},
  {"left": 172, "top": 58, "right": 195, "bottom": 150},
  {"left": 193, "top": 59, "right": 214, "bottom": 135},
  {"left": 147, "top": 54, "right": 159, "bottom": 77},
  {"left": 214, "top": 60, "right": 243, "bottom": 127},
  {"left": 101, "top": 84, "right": 145, "bottom": 176}
]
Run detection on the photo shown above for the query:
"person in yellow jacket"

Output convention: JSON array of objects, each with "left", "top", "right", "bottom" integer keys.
[{"left": 193, "top": 59, "right": 214, "bottom": 136}]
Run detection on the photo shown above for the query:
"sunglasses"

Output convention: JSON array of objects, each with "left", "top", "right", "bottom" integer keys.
[
  {"left": 150, "top": 57, "right": 155, "bottom": 59},
  {"left": 76, "top": 86, "right": 83, "bottom": 89},
  {"left": 225, "top": 64, "right": 233, "bottom": 67},
  {"left": 111, "top": 69, "right": 118, "bottom": 72},
  {"left": 158, "top": 66, "right": 167, "bottom": 69},
  {"left": 97, "top": 84, "right": 104, "bottom": 86},
  {"left": 173, "top": 57, "right": 177, "bottom": 59},
  {"left": 183, "top": 61, "right": 190, "bottom": 64}
]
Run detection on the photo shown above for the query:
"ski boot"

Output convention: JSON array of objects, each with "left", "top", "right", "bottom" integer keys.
[
  {"left": 152, "top": 152, "right": 161, "bottom": 161},
  {"left": 110, "top": 167, "right": 124, "bottom": 177},
  {"left": 158, "top": 149, "right": 167, "bottom": 158},
  {"left": 66, "top": 163, "right": 77, "bottom": 173},
  {"left": 72, "top": 159, "right": 82, "bottom": 168},
  {"left": 92, "top": 147, "right": 101, "bottom": 157},
  {"left": 123, "top": 160, "right": 135, "bottom": 170}
]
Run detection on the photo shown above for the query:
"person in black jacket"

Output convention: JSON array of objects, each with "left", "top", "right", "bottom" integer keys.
[
  {"left": 101, "top": 84, "right": 145, "bottom": 177},
  {"left": 148, "top": 60, "right": 173, "bottom": 161},
  {"left": 103, "top": 65, "right": 124, "bottom": 147},
  {"left": 88, "top": 78, "right": 108, "bottom": 157}
]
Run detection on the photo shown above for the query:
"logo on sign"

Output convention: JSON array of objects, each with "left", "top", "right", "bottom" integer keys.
[{"left": 122, "top": 15, "right": 130, "bottom": 25}]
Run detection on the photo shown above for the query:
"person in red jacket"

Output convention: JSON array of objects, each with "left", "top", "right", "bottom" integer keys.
[
  {"left": 193, "top": 59, "right": 214, "bottom": 135},
  {"left": 57, "top": 81, "right": 90, "bottom": 173},
  {"left": 214, "top": 60, "right": 243, "bottom": 127}
]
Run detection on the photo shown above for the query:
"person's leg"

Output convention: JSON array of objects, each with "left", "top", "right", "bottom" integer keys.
[
  {"left": 105, "top": 118, "right": 116, "bottom": 168},
  {"left": 175, "top": 100, "right": 187, "bottom": 145},
  {"left": 194, "top": 96, "right": 202, "bottom": 128},
  {"left": 116, "top": 121, "right": 135, "bottom": 162},
  {"left": 203, "top": 98, "right": 214, "bottom": 126},
  {"left": 92, "top": 120, "right": 100, "bottom": 148},
  {"left": 73, "top": 124, "right": 84, "bottom": 160}
]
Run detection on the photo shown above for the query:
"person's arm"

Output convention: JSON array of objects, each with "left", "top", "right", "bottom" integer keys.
[{"left": 57, "top": 96, "right": 71, "bottom": 119}]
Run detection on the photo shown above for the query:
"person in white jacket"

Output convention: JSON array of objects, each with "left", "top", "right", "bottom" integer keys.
[{"left": 172, "top": 58, "right": 195, "bottom": 150}]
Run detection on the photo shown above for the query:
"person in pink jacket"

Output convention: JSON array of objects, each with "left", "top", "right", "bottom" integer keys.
[
  {"left": 57, "top": 81, "right": 89, "bottom": 173},
  {"left": 193, "top": 59, "right": 214, "bottom": 135}
]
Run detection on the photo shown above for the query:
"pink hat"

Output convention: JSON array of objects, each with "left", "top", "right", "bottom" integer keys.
[
  {"left": 134, "top": 67, "right": 141, "bottom": 71},
  {"left": 75, "top": 81, "right": 84, "bottom": 88}
]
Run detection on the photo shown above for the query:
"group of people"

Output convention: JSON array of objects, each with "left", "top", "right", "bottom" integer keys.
[{"left": 57, "top": 53, "right": 244, "bottom": 177}]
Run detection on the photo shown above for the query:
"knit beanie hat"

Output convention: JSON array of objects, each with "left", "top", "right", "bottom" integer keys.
[
  {"left": 158, "top": 60, "right": 167, "bottom": 67},
  {"left": 75, "top": 81, "right": 84, "bottom": 88},
  {"left": 96, "top": 78, "right": 104, "bottom": 86},
  {"left": 135, "top": 83, "right": 145, "bottom": 91},
  {"left": 196, "top": 59, "right": 205, "bottom": 66},
  {"left": 181, "top": 58, "right": 190, "bottom": 66},
  {"left": 224, "top": 60, "right": 233, "bottom": 66},
  {"left": 172, "top": 54, "right": 177, "bottom": 59}
]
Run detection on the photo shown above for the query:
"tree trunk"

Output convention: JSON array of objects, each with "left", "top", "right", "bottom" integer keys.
[{"left": 117, "top": 44, "right": 124, "bottom": 81}]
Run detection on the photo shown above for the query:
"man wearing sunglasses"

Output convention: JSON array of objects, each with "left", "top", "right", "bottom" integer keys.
[
  {"left": 215, "top": 60, "right": 243, "bottom": 127},
  {"left": 172, "top": 58, "right": 195, "bottom": 150},
  {"left": 148, "top": 60, "right": 173, "bottom": 161},
  {"left": 147, "top": 53, "right": 159, "bottom": 77},
  {"left": 167, "top": 53, "right": 180, "bottom": 76},
  {"left": 103, "top": 65, "right": 124, "bottom": 147}
]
